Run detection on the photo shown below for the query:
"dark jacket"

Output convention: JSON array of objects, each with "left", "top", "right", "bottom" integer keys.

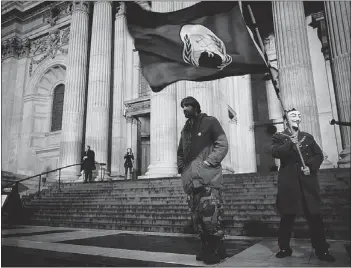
[
  {"left": 272, "top": 129, "right": 324, "bottom": 215},
  {"left": 124, "top": 153, "right": 134, "bottom": 168},
  {"left": 82, "top": 149, "right": 96, "bottom": 171},
  {"left": 177, "top": 113, "right": 228, "bottom": 194}
]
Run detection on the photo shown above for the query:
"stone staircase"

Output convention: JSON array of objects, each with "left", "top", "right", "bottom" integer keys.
[{"left": 22, "top": 169, "right": 350, "bottom": 240}]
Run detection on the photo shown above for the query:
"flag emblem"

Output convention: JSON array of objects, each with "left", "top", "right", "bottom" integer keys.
[{"left": 180, "top": 24, "right": 232, "bottom": 70}]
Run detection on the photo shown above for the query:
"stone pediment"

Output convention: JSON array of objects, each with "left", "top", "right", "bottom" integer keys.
[{"left": 124, "top": 96, "right": 151, "bottom": 117}]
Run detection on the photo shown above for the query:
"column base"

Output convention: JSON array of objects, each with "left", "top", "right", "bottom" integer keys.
[
  {"left": 138, "top": 173, "right": 180, "bottom": 179},
  {"left": 338, "top": 146, "right": 351, "bottom": 168},
  {"left": 222, "top": 164, "right": 235, "bottom": 174},
  {"left": 59, "top": 169, "right": 82, "bottom": 183},
  {"left": 144, "top": 162, "right": 178, "bottom": 178},
  {"left": 321, "top": 159, "right": 335, "bottom": 169}
]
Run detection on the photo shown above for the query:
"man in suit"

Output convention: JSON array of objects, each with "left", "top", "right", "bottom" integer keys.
[
  {"left": 82, "top": 145, "right": 96, "bottom": 183},
  {"left": 271, "top": 108, "right": 335, "bottom": 262},
  {"left": 177, "top": 96, "right": 229, "bottom": 264}
]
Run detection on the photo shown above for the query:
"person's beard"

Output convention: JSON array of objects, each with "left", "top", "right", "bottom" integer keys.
[
  {"left": 292, "top": 126, "right": 299, "bottom": 131},
  {"left": 184, "top": 110, "right": 195, "bottom": 119}
]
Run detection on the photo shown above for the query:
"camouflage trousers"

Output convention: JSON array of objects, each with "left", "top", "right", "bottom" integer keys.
[{"left": 187, "top": 186, "right": 225, "bottom": 238}]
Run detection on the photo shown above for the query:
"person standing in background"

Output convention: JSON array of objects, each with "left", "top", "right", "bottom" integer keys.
[
  {"left": 124, "top": 148, "right": 134, "bottom": 180},
  {"left": 82, "top": 145, "right": 96, "bottom": 183}
]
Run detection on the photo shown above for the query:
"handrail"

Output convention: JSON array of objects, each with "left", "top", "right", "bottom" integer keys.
[{"left": 2, "top": 163, "right": 82, "bottom": 189}]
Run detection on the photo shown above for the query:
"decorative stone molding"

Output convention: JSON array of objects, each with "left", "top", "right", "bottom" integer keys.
[
  {"left": 71, "top": 1, "right": 90, "bottom": 14},
  {"left": 309, "top": 11, "right": 330, "bottom": 60},
  {"left": 124, "top": 97, "right": 151, "bottom": 117},
  {"left": 1, "top": 37, "right": 30, "bottom": 60},
  {"left": 2, "top": 2, "right": 71, "bottom": 26},
  {"left": 29, "top": 27, "right": 70, "bottom": 76},
  {"left": 135, "top": 1, "right": 151, "bottom": 10},
  {"left": 116, "top": 2, "right": 125, "bottom": 18}
]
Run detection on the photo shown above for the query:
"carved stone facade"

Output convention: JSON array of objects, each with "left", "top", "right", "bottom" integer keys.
[{"left": 1, "top": 1, "right": 349, "bottom": 182}]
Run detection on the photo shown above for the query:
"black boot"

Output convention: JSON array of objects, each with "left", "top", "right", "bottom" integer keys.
[
  {"left": 275, "top": 248, "right": 293, "bottom": 258},
  {"left": 196, "top": 234, "right": 208, "bottom": 261},
  {"left": 315, "top": 250, "right": 336, "bottom": 262},
  {"left": 218, "top": 239, "right": 228, "bottom": 260},
  {"left": 203, "top": 236, "right": 222, "bottom": 265}
]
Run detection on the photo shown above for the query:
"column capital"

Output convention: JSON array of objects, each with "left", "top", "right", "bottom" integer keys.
[
  {"left": 94, "top": 0, "right": 112, "bottom": 6},
  {"left": 71, "top": 1, "right": 90, "bottom": 14},
  {"left": 309, "top": 11, "right": 330, "bottom": 60},
  {"left": 115, "top": 2, "right": 125, "bottom": 19}
]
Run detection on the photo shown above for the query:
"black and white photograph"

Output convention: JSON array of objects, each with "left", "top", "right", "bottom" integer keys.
[{"left": 1, "top": 0, "right": 350, "bottom": 267}]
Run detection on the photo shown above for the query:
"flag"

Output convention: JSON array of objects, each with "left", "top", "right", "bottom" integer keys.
[{"left": 125, "top": 1, "right": 268, "bottom": 92}]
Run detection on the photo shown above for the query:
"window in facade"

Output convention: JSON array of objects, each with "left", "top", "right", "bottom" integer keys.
[{"left": 51, "top": 84, "right": 65, "bottom": 132}]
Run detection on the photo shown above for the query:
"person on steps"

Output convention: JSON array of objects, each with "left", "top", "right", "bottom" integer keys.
[
  {"left": 177, "top": 96, "right": 229, "bottom": 265},
  {"left": 271, "top": 108, "right": 335, "bottom": 262},
  {"left": 82, "top": 145, "right": 96, "bottom": 183},
  {"left": 124, "top": 148, "right": 134, "bottom": 180}
]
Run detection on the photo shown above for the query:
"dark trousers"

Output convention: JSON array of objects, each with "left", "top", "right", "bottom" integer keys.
[
  {"left": 278, "top": 201, "right": 328, "bottom": 252},
  {"left": 84, "top": 169, "right": 92, "bottom": 182},
  {"left": 125, "top": 166, "right": 132, "bottom": 177}
]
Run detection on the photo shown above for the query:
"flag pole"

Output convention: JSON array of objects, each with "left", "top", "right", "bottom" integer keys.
[{"left": 246, "top": 4, "right": 307, "bottom": 169}]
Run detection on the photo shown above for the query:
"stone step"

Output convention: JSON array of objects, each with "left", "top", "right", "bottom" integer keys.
[
  {"left": 28, "top": 216, "right": 348, "bottom": 231},
  {"left": 27, "top": 218, "right": 348, "bottom": 239},
  {"left": 32, "top": 209, "right": 348, "bottom": 222},
  {"left": 25, "top": 198, "right": 347, "bottom": 208},
  {"left": 34, "top": 195, "right": 282, "bottom": 202},
  {"left": 29, "top": 204, "right": 349, "bottom": 215}
]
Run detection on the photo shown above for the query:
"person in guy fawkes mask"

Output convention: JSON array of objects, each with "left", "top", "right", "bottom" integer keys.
[
  {"left": 271, "top": 108, "right": 335, "bottom": 262},
  {"left": 177, "top": 96, "right": 229, "bottom": 264}
]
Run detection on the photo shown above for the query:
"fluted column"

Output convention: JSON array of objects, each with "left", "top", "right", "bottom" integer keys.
[
  {"left": 231, "top": 76, "right": 257, "bottom": 173},
  {"left": 59, "top": 1, "right": 90, "bottom": 181},
  {"left": 217, "top": 78, "right": 234, "bottom": 173},
  {"left": 174, "top": 3, "right": 187, "bottom": 143},
  {"left": 264, "top": 34, "right": 283, "bottom": 168},
  {"left": 85, "top": 1, "right": 112, "bottom": 177},
  {"left": 273, "top": 2, "right": 322, "bottom": 146},
  {"left": 144, "top": 1, "right": 178, "bottom": 177},
  {"left": 324, "top": 1, "right": 351, "bottom": 167},
  {"left": 111, "top": 2, "right": 127, "bottom": 177}
]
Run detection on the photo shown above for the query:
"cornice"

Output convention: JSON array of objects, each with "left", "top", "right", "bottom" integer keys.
[{"left": 2, "top": 2, "right": 71, "bottom": 28}]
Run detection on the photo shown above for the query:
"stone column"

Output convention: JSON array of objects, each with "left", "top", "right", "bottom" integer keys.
[
  {"left": 324, "top": 1, "right": 351, "bottom": 167},
  {"left": 1, "top": 38, "right": 19, "bottom": 171},
  {"left": 218, "top": 78, "right": 234, "bottom": 173},
  {"left": 264, "top": 34, "right": 283, "bottom": 168},
  {"left": 85, "top": 0, "right": 112, "bottom": 178},
  {"left": 272, "top": 2, "right": 322, "bottom": 146},
  {"left": 144, "top": 1, "right": 178, "bottom": 177},
  {"left": 111, "top": 2, "right": 127, "bottom": 178},
  {"left": 129, "top": 47, "right": 141, "bottom": 178},
  {"left": 9, "top": 39, "right": 31, "bottom": 173},
  {"left": 59, "top": 1, "right": 90, "bottom": 181},
  {"left": 233, "top": 75, "right": 257, "bottom": 173}
]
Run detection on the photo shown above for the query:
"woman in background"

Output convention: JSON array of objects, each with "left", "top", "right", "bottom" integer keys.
[{"left": 124, "top": 148, "right": 134, "bottom": 179}]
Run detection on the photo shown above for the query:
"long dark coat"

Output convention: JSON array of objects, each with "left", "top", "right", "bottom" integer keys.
[
  {"left": 177, "top": 113, "right": 228, "bottom": 194},
  {"left": 272, "top": 129, "right": 324, "bottom": 216},
  {"left": 82, "top": 149, "right": 96, "bottom": 171}
]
